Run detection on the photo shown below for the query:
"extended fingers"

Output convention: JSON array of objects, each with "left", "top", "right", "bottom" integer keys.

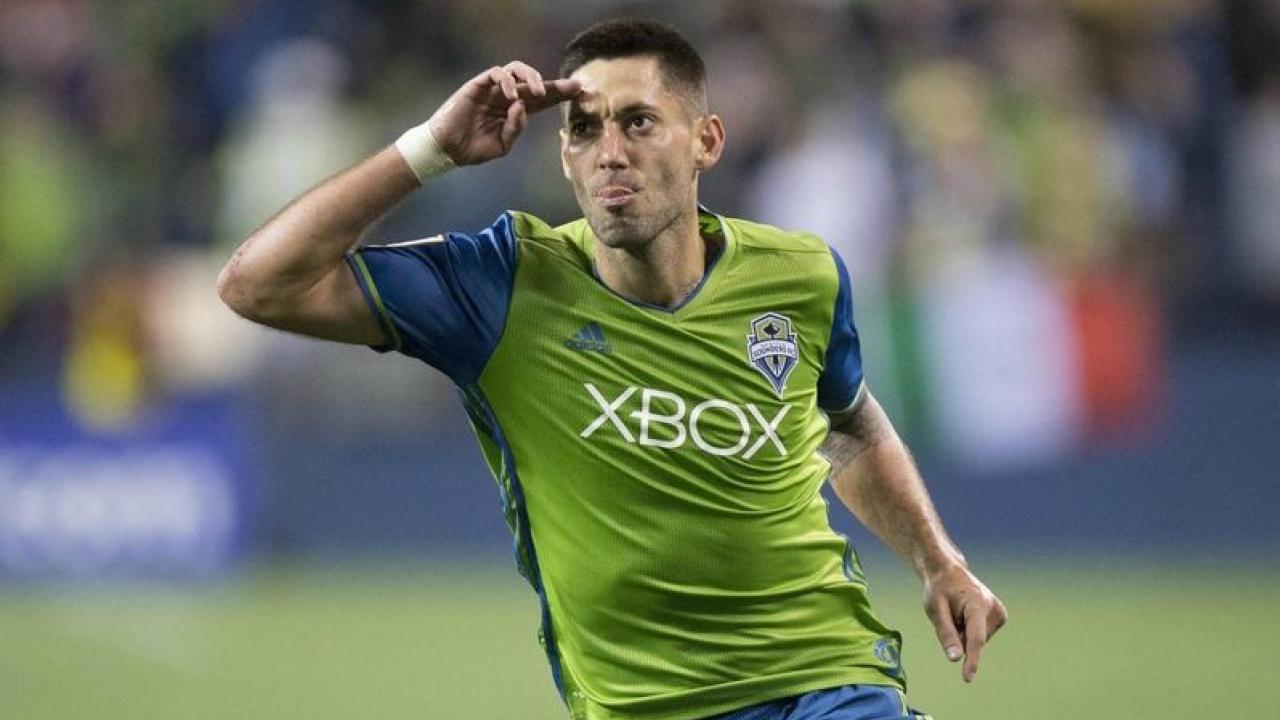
[
  {"left": 504, "top": 61, "right": 545, "bottom": 96},
  {"left": 961, "top": 592, "right": 1008, "bottom": 683},
  {"left": 469, "top": 63, "right": 580, "bottom": 114},
  {"left": 479, "top": 62, "right": 550, "bottom": 100},
  {"left": 925, "top": 594, "right": 964, "bottom": 664},
  {"left": 523, "top": 77, "right": 582, "bottom": 113},
  {"left": 543, "top": 77, "right": 582, "bottom": 102},
  {"left": 961, "top": 602, "right": 987, "bottom": 683}
]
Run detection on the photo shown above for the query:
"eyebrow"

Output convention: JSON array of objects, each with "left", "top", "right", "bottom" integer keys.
[{"left": 567, "top": 101, "right": 659, "bottom": 123}]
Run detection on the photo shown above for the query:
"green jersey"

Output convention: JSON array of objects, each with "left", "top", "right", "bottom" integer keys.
[{"left": 347, "top": 207, "right": 904, "bottom": 720}]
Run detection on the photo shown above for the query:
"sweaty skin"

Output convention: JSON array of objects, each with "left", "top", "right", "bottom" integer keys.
[{"left": 560, "top": 57, "right": 725, "bottom": 309}]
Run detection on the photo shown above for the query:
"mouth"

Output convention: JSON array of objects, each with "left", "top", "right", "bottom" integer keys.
[{"left": 596, "top": 185, "right": 638, "bottom": 208}]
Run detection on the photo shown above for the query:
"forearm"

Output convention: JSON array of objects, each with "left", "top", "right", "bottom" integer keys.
[
  {"left": 216, "top": 62, "right": 575, "bottom": 344},
  {"left": 824, "top": 395, "right": 966, "bottom": 579},
  {"left": 826, "top": 392, "right": 1007, "bottom": 680},
  {"left": 217, "top": 146, "right": 419, "bottom": 321}
]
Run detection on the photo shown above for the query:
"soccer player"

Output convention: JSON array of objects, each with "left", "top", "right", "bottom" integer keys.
[{"left": 218, "top": 19, "right": 1006, "bottom": 720}]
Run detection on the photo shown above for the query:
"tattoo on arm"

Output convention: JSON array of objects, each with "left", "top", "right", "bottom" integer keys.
[
  {"left": 823, "top": 395, "right": 896, "bottom": 476},
  {"left": 824, "top": 391, "right": 961, "bottom": 578}
]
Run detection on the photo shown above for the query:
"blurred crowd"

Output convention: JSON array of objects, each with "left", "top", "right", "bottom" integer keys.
[{"left": 1, "top": 0, "right": 1278, "bottom": 466}]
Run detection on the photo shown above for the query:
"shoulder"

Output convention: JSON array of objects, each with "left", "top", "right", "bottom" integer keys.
[
  {"left": 721, "top": 215, "right": 833, "bottom": 257},
  {"left": 505, "top": 211, "right": 593, "bottom": 268},
  {"left": 720, "top": 215, "right": 842, "bottom": 299}
]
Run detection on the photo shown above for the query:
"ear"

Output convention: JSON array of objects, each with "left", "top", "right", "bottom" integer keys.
[
  {"left": 693, "top": 114, "right": 726, "bottom": 172},
  {"left": 559, "top": 128, "right": 573, "bottom": 181}
]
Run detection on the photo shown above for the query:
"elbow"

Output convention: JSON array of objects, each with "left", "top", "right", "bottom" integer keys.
[
  {"left": 217, "top": 256, "right": 274, "bottom": 324},
  {"left": 216, "top": 259, "right": 250, "bottom": 316}
]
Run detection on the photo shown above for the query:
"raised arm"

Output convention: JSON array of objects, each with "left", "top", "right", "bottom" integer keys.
[
  {"left": 824, "top": 392, "right": 1008, "bottom": 683},
  {"left": 216, "top": 61, "right": 579, "bottom": 342}
]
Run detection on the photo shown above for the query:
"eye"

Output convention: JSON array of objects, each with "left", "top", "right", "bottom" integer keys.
[
  {"left": 628, "top": 114, "right": 655, "bottom": 131},
  {"left": 569, "top": 119, "right": 596, "bottom": 138}
]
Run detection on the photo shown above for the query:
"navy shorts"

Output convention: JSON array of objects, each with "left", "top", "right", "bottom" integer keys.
[{"left": 705, "top": 684, "right": 931, "bottom": 720}]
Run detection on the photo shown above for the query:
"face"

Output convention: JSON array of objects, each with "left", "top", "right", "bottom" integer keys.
[{"left": 560, "top": 56, "right": 724, "bottom": 249}]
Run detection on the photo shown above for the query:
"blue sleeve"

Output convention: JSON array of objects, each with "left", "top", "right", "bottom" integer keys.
[
  {"left": 345, "top": 212, "right": 517, "bottom": 384},
  {"left": 816, "top": 246, "right": 867, "bottom": 413}
]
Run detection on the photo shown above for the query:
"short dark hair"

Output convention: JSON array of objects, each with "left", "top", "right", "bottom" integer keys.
[{"left": 560, "top": 19, "right": 707, "bottom": 112}]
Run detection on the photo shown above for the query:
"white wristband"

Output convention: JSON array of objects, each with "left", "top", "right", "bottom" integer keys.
[{"left": 395, "top": 122, "right": 455, "bottom": 183}]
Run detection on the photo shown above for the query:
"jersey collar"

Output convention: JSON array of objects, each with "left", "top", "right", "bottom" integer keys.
[{"left": 588, "top": 203, "right": 736, "bottom": 316}]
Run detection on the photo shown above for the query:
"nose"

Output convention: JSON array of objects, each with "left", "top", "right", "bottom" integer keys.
[{"left": 597, "top": 123, "right": 629, "bottom": 170}]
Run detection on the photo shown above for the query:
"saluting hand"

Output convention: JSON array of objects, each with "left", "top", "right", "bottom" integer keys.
[
  {"left": 923, "top": 563, "right": 1008, "bottom": 683},
  {"left": 426, "top": 61, "right": 581, "bottom": 166}
]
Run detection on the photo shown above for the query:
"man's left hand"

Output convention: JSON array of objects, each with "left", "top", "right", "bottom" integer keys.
[{"left": 922, "top": 563, "right": 1008, "bottom": 683}]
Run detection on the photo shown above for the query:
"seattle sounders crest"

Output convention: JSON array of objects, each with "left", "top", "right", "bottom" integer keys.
[{"left": 746, "top": 312, "right": 799, "bottom": 398}]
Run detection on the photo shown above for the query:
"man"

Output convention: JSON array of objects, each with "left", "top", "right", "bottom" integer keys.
[{"left": 218, "top": 19, "right": 1005, "bottom": 720}]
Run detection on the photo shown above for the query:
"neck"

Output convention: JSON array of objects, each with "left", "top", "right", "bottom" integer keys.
[{"left": 594, "top": 207, "right": 714, "bottom": 309}]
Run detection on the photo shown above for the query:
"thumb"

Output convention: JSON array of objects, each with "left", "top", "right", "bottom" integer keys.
[
  {"left": 499, "top": 100, "right": 527, "bottom": 154},
  {"left": 927, "top": 594, "right": 964, "bottom": 663}
]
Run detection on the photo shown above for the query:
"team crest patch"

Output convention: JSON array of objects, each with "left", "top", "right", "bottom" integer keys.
[{"left": 746, "top": 312, "right": 799, "bottom": 398}]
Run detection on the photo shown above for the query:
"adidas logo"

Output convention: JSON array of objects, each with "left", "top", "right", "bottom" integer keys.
[{"left": 565, "top": 322, "right": 613, "bottom": 354}]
